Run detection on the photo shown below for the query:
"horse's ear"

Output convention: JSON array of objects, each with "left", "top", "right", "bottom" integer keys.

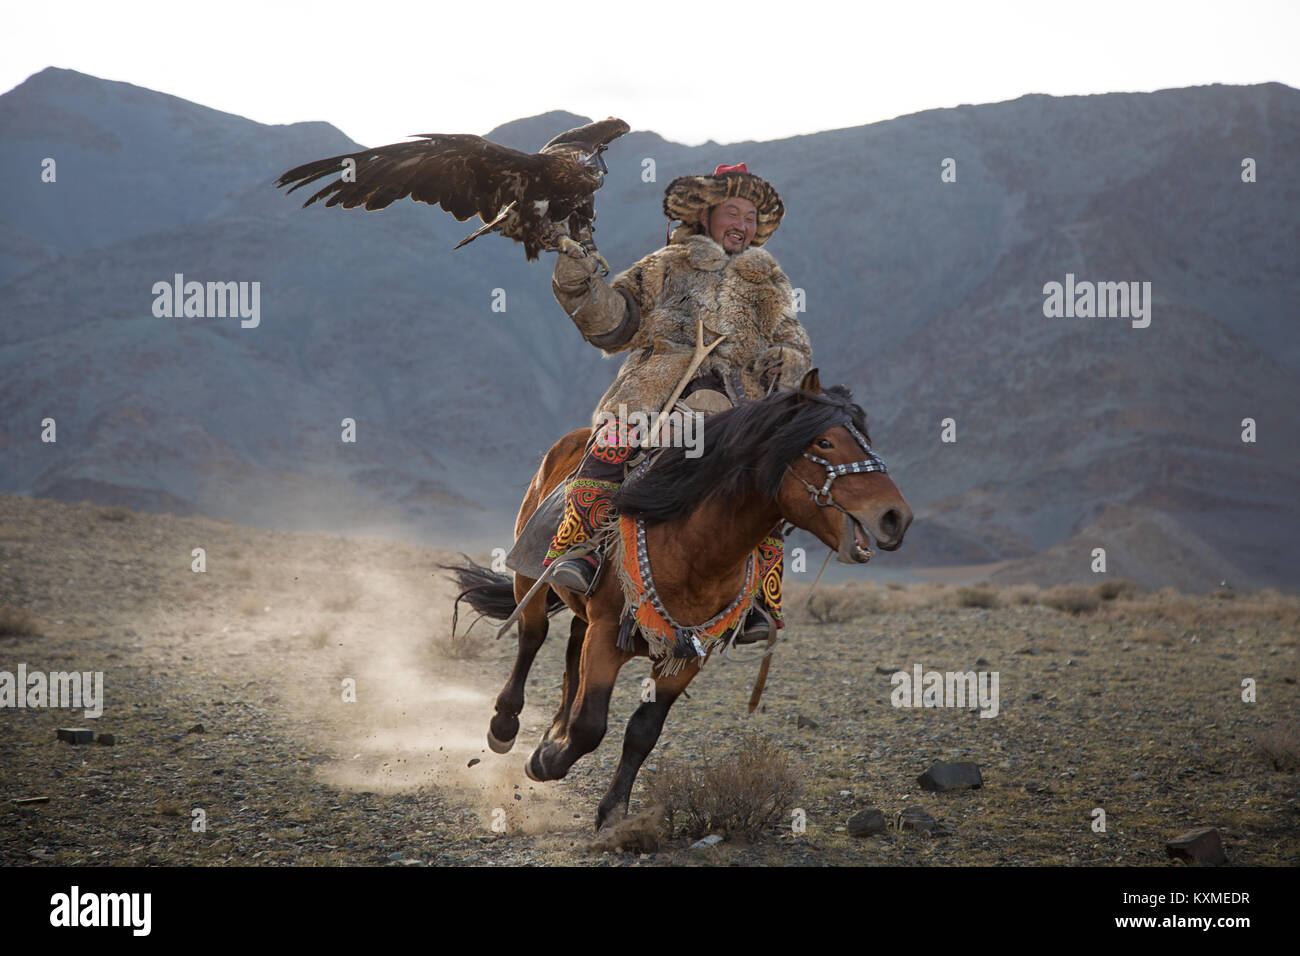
[{"left": 799, "top": 368, "right": 822, "bottom": 395}]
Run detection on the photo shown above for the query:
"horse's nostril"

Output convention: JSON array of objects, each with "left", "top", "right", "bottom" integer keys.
[{"left": 880, "top": 509, "right": 900, "bottom": 539}]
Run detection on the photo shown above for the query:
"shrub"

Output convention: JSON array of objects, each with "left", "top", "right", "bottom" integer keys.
[
  {"left": 797, "top": 584, "right": 884, "bottom": 624},
  {"left": 1095, "top": 579, "right": 1139, "bottom": 601},
  {"left": 1042, "top": 586, "right": 1100, "bottom": 615},
  {"left": 0, "top": 606, "right": 41, "bottom": 637},
  {"left": 1004, "top": 585, "right": 1039, "bottom": 605},
  {"left": 1255, "top": 724, "right": 1300, "bottom": 772},
  {"left": 647, "top": 733, "right": 803, "bottom": 840},
  {"left": 956, "top": 586, "right": 999, "bottom": 608}
]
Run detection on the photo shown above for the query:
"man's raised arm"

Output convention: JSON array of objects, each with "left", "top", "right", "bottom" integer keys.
[
  {"left": 754, "top": 267, "right": 813, "bottom": 393},
  {"left": 552, "top": 252, "right": 643, "bottom": 355}
]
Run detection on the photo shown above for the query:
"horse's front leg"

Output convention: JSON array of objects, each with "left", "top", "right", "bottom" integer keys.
[
  {"left": 595, "top": 662, "right": 701, "bottom": 832},
  {"left": 526, "top": 619, "right": 630, "bottom": 782},
  {"left": 487, "top": 575, "right": 549, "bottom": 753},
  {"left": 543, "top": 614, "right": 587, "bottom": 745}
]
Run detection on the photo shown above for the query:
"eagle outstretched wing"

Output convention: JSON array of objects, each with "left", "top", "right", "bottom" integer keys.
[
  {"left": 275, "top": 117, "right": 630, "bottom": 262},
  {"left": 277, "top": 134, "right": 546, "bottom": 220}
]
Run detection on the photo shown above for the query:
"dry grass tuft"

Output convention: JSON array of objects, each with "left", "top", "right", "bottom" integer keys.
[
  {"left": 1111, "top": 590, "right": 1300, "bottom": 632},
  {"left": 1003, "top": 585, "right": 1040, "bottom": 605},
  {"left": 1042, "top": 586, "right": 1100, "bottom": 615},
  {"left": 788, "top": 583, "right": 884, "bottom": 624},
  {"left": 1130, "top": 626, "right": 1176, "bottom": 646},
  {"left": 646, "top": 733, "right": 803, "bottom": 840},
  {"left": 98, "top": 506, "right": 133, "bottom": 522},
  {"left": 787, "top": 580, "right": 965, "bottom": 621},
  {"left": 1255, "top": 724, "right": 1300, "bottom": 772},
  {"left": 956, "top": 586, "right": 999, "bottom": 608},
  {"left": 0, "top": 605, "right": 42, "bottom": 637},
  {"left": 1095, "top": 578, "right": 1139, "bottom": 601}
]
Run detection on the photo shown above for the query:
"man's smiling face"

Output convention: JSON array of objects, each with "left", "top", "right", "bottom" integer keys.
[{"left": 700, "top": 197, "right": 758, "bottom": 254}]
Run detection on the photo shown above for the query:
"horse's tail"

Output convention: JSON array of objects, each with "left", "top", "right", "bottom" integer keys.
[{"left": 441, "top": 556, "right": 565, "bottom": 637}]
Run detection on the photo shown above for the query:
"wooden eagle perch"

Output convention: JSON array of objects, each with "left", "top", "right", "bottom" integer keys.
[{"left": 274, "top": 117, "right": 630, "bottom": 273}]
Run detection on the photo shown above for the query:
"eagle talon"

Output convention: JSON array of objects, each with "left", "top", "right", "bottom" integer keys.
[{"left": 557, "top": 235, "right": 588, "bottom": 259}]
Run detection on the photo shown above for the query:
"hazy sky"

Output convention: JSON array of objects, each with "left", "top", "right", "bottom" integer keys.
[{"left": 5, "top": 0, "right": 1297, "bottom": 147}]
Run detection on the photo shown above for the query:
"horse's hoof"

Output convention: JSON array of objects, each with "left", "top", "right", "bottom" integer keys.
[
  {"left": 595, "top": 802, "right": 627, "bottom": 834},
  {"left": 487, "top": 729, "right": 515, "bottom": 754},
  {"left": 525, "top": 749, "right": 545, "bottom": 782}
]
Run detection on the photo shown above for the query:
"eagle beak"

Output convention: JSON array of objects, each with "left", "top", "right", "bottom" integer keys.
[{"left": 581, "top": 150, "right": 609, "bottom": 174}]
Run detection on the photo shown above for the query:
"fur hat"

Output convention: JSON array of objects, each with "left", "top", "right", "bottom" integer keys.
[{"left": 662, "top": 163, "right": 784, "bottom": 247}]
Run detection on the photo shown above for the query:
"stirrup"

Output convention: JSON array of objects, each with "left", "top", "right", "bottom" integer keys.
[
  {"left": 550, "top": 551, "right": 602, "bottom": 596},
  {"left": 735, "top": 605, "right": 774, "bottom": 645}
]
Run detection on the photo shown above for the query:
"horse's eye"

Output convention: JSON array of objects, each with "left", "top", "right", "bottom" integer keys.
[{"left": 817, "top": 439, "right": 833, "bottom": 449}]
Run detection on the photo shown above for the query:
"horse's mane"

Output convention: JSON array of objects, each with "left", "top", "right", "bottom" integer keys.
[{"left": 613, "top": 386, "right": 870, "bottom": 526}]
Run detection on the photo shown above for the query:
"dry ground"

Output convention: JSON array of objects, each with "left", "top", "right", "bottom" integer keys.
[{"left": 1, "top": 493, "right": 1297, "bottom": 866}]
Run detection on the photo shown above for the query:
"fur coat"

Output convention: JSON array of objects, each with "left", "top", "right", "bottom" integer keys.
[{"left": 552, "top": 233, "right": 812, "bottom": 426}]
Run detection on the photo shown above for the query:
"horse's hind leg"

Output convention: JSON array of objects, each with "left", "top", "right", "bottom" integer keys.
[
  {"left": 543, "top": 615, "right": 587, "bottom": 745},
  {"left": 487, "top": 578, "right": 549, "bottom": 754},
  {"left": 595, "top": 663, "right": 700, "bottom": 832}
]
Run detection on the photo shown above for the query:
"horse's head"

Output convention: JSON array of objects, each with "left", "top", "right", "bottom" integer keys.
[{"left": 777, "top": 369, "right": 912, "bottom": 564}]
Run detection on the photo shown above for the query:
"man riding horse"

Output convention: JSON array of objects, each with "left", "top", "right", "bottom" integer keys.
[{"left": 544, "top": 163, "right": 811, "bottom": 643}]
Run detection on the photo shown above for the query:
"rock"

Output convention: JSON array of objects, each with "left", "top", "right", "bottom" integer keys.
[
  {"left": 56, "top": 728, "right": 93, "bottom": 745},
  {"left": 975, "top": 657, "right": 990, "bottom": 666},
  {"left": 875, "top": 665, "right": 901, "bottom": 675},
  {"left": 897, "top": 807, "right": 940, "bottom": 834},
  {"left": 12, "top": 796, "right": 50, "bottom": 806},
  {"left": 96, "top": 733, "right": 116, "bottom": 746},
  {"left": 467, "top": 758, "right": 480, "bottom": 768},
  {"left": 796, "top": 714, "right": 819, "bottom": 729},
  {"left": 1166, "top": 828, "right": 1226, "bottom": 866},
  {"left": 847, "top": 808, "right": 886, "bottom": 836},
  {"left": 387, "top": 851, "right": 405, "bottom": 861},
  {"left": 895, "top": 807, "right": 952, "bottom": 837},
  {"left": 186, "top": 723, "right": 205, "bottom": 734},
  {"left": 691, "top": 834, "right": 724, "bottom": 850},
  {"left": 918, "top": 760, "right": 984, "bottom": 792}
]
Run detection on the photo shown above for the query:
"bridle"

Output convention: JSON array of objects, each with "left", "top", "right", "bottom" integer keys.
[{"left": 792, "top": 419, "right": 888, "bottom": 518}]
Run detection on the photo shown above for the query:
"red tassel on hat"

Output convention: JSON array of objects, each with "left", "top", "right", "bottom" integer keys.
[{"left": 713, "top": 163, "right": 749, "bottom": 175}]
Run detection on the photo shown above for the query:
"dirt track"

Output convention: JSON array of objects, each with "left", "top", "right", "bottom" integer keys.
[{"left": 1, "top": 493, "right": 1297, "bottom": 866}]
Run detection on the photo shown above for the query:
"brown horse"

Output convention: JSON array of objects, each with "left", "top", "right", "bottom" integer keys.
[{"left": 447, "top": 370, "right": 911, "bottom": 831}]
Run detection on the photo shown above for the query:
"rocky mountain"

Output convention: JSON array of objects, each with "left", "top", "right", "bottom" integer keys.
[{"left": 1, "top": 68, "right": 1296, "bottom": 589}]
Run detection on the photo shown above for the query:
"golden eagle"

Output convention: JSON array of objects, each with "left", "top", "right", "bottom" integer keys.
[{"left": 275, "top": 117, "right": 629, "bottom": 271}]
